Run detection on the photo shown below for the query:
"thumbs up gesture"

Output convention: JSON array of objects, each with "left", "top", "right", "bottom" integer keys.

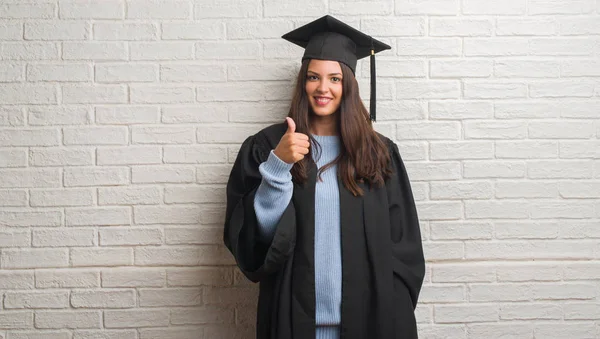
[{"left": 273, "top": 117, "right": 310, "bottom": 164}]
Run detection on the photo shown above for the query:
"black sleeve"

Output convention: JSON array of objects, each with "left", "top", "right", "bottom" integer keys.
[
  {"left": 386, "top": 140, "right": 426, "bottom": 309},
  {"left": 223, "top": 133, "right": 296, "bottom": 283}
]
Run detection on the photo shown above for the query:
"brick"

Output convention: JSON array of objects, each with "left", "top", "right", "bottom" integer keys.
[
  {"left": 0, "top": 229, "right": 30, "bottom": 247},
  {"left": 529, "top": 201, "right": 595, "bottom": 218},
  {"left": 165, "top": 227, "right": 222, "bottom": 245},
  {"left": 162, "top": 21, "right": 224, "bottom": 40},
  {"left": 0, "top": 42, "right": 59, "bottom": 60},
  {"left": 95, "top": 63, "right": 157, "bottom": 82},
  {"left": 127, "top": 0, "right": 191, "bottom": 19},
  {"left": 164, "top": 186, "right": 225, "bottom": 204},
  {"left": 435, "top": 305, "right": 498, "bottom": 323},
  {"left": 430, "top": 142, "right": 493, "bottom": 160},
  {"left": 134, "top": 205, "right": 204, "bottom": 224},
  {"left": 560, "top": 222, "right": 600, "bottom": 240},
  {"left": 4, "top": 291, "right": 69, "bottom": 309},
  {"left": 465, "top": 121, "right": 526, "bottom": 139},
  {"left": 59, "top": 1, "right": 124, "bottom": 19},
  {"left": 66, "top": 207, "right": 130, "bottom": 225},
  {"left": 98, "top": 187, "right": 162, "bottom": 205},
  {"left": 132, "top": 126, "right": 195, "bottom": 144},
  {"left": 0, "top": 107, "right": 24, "bottom": 126},
  {"left": 25, "top": 22, "right": 89, "bottom": 40},
  {"left": 167, "top": 267, "right": 232, "bottom": 287},
  {"left": 139, "top": 288, "right": 202, "bottom": 306},
  {"left": 423, "top": 242, "right": 464, "bottom": 260},
  {"left": 417, "top": 201, "right": 462, "bottom": 220},
  {"left": 496, "top": 263, "right": 562, "bottom": 282},
  {"left": 195, "top": 41, "right": 261, "bottom": 59},
  {"left": 402, "top": 162, "right": 461, "bottom": 181},
  {"left": 464, "top": 81, "right": 527, "bottom": 99},
  {"left": 33, "top": 228, "right": 95, "bottom": 247},
  {"left": 196, "top": 165, "right": 231, "bottom": 184},
  {"left": 197, "top": 124, "right": 268, "bottom": 143},
  {"left": 396, "top": 80, "right": 460, "bottom": 99},
  {"left": 430, "top": 59, "right": 492, "bottom": 78},
  {"left": 432, "top": 263, "right": 495, "bottom": 282},
  {"left": 64, "top": 167, "right": 129, "bottom": 187},
  {"left": 30, "top": 147, "right": 94, "bottom": 166},
  {"left": 464, "top": 38, "right": 528, "bottom": 56},
  {"left": 0, "top": 311, "right": 33, "bottom": 329},
  {"left": 0, "top": 84, "right": 57, "bottom": 104},
  {"left": 429, "top": 101, "right": 493, "bottom": 120},
  {"left": 1, "top": 249, "right": 68, "bottom": 268},
  {"left": 395, "top": 0, "right": 459, "bottom": 14},
  {"left": 162, "top": 105, "right": 228, "bottom": 123},
  {"left": 0, "top": 128, "right": 59, "bottom": 146},
  {"left": 62, "top": 84, "right": 127, "bottom": 104},
  {"left": 396, "top": 38, "right": 461, "bottom": 56},
  {"left": 465, "top": 201, "right": 529, "bottom": 218},
  {"left": 468, "top": 324, "right": 533, "bottom": 338},
  {"left": 530, "top": 80, "right": 595, "bottom": 97},
  {"left": 196, "top": 0, "right": 260, "bottom": 18},
  {"left": 30, "top": 189, "right": 94, "bottom": 207},
  {"left": 170, "top": 306, "right": 234, "bottom": 324},
  {"left": 496, "top": 141, "right": 558, "bottom": 160},
  {"left": 528, "top": 0, "right": 595, "bottom": 14},
  {"left": 330, "top": 0, "right": 392, "bottom": 15},
  {"left": 0, "top": 169, "right": 61, "bottom": 188},
  {"left": 500, "top": 303, "right": 562, "bottom": 320},
  {"left": 93, "top": 22, "right": 156, "bottom": 40},
  {"left": 227, "top": 19, "right": 293, "bottom": 39},
  {"left": 130, "top": 42, "right": 193, "bottom": 60},
  {"left": 99, "top": 227, "right": 162, "bottom": 246},
  {"left": 36, "top": 269, "right": 99, "bottom": 288},
  {"left": 0, "top": 209, "right": 61, "bottom": 226},
  {"left": 63, "top": 42, "right": 127, "bottom": 60},
  {"left": 559, "top": 17, "right": 600, "bottom": 35},
  {"left": 132, "top": 165, "right": 195, "bottom": 183},
  {"left": 559, "top": 181, "right": 600, "bottom": 198},
  {"left": 495, "top": 60, "right": 560, "bottom": 77},
  {"left": 533, "top": 283, "right": 596, "bottom": 300},
  {"left": 71, "top": 248, "right": 133, "bottom": 267},
  {"left": 0, "top": 62, "right": 24, "bottom": 81},
  {"left": 28, "top": 106, "right": 92, "bottom": 125},
  {"left": 0, "top": 189, "right": 27, "bottom": 206},
  {"left": 104, "top": 309, "right": 169, "bottom": 328},
  {"left": 71, "top": 290, "right": 135, "bottom": 308},
  {"left": 528, "top": 160, "right": 593, "bottom": 179},
  {"left": 134, "top": 247, "right": 198, "bottom": 266},
  {"left": 97, "top": 146, "right": 161, "bottom": 165},
  {"left": 529, "top": 121, "right": 595, "bottom": 139},
  {"left": 463, "top": 0, "right": 525, "bottom": 14},
  {"left": 361, "top": 17, "right": 424, "bottom": 36},
  {"left": 0, "top": 271, "right": 34, "bottom": 289},
  {"left": 96, "top": 106, "right": 160, "bottom": 124},
  {"left": 35, "top": 311, "right": 101, "bottom": 329},
  {"left": 466, "top": 241, "right": 595, "bottom": 259},
  {"left": 564, "top": 303, "right": 600, "bottom": 319},
  {"left": 8, "top": 331, "right": 70, "bottom": 339},
  {"left": 0, "top": 3, "right": 55, "bottom": 18},
  {"left": 430, "top": 18, "right": 492, "bottom": 36},
  {"left": 64, "top": 127, "right": 128, "bottom": 145},
  {"left": 102, "top": 268, "right": 165, "bottom": 287},
  {"left": 529, "top": 38, "right": 594, "bottom": 56},
  {"left": 495, "top": 181, "right": 557, "bottom": 198},
  {"left": 139, "top": 328, "right": 205, "bottom": 339},
  {"left": 495, "top": 101, "right": 560, "bottom": 119},
  {"left": 162, "top": 64, "right": 225, "bottom": 82},
  {"left": 469, "top": 283, "right": 531, "bottom": 301},
  {"left": 562, "top": 60, "right": 600, "bottom": 77},
  {"left": 396, "top": 121, "right": 460, "bottom": 140},
  {"left": 0, "top": 22, "right": 23, "bottom": 40},
  {"left": 496, "top": 18, "right": 557, "bottom": 36},
  {"left": 27, "top": 64, "right": 92, "bottom": 82},
  {"left": 419, "top": 285, "right": 465, "bottom": 303},
  {"left": 0, "top": 148, "right": 27, "bottom": 167},
  {"left": 130, "top": 85, "right": 195, "bottom": 104}
]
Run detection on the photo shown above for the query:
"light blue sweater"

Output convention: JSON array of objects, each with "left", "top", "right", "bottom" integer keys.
[{"left": 253, "top": 134, "right": 342, "bottom": 339}]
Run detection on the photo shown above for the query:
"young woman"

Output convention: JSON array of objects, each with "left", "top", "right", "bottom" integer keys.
[{"left": 223, "top": 15, "right": 425, "bottom": 339}]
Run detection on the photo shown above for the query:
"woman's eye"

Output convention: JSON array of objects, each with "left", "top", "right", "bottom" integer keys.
[
  {"left": 332, "top": 77, "right": 341, "bottom": 82},
  {"left": 307, "top": 75, "right": 318, "bottom": 81}
]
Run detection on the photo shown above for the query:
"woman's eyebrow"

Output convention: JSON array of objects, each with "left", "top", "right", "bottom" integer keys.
[{"left": 307, "top": 70, "right": 342, "bottom": 76}]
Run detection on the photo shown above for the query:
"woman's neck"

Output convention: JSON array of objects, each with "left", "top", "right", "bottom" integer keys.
[{"left": 309, "top": 115, "right": 338, "bottom": 136}]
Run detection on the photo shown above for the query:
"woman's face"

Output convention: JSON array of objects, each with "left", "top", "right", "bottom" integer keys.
[{"left": 305, "top": 59, "right": 343, "bottom": 118}]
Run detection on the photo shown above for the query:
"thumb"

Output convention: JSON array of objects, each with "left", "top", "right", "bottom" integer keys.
[{"left": 286, "top": 117, "right": 296, "bottom": 134}]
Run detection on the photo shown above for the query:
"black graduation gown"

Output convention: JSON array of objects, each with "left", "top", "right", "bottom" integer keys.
[{"left": 223, "top": 122, "right": 425, "bottom": 339}]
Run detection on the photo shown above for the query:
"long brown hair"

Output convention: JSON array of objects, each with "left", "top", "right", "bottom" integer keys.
[{"left": 288, "top": 59, "right": 392, "bottom": 197}]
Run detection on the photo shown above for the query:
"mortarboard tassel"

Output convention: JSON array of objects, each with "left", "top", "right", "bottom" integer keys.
[{"left": 369, "top": 37, "right": 376, "bottom": 122}]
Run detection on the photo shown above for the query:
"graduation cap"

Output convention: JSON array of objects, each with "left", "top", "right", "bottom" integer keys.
[{"left": 281, "top": 15, "right": 391, "bottom": 122}]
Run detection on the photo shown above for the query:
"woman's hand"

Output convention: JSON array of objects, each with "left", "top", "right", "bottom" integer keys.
[{"left": 273, "top": 117, "right": 310, "bottom": 164}]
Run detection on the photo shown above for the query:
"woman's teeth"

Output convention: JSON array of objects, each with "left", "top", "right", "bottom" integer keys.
[{"left": 316, "top": 97, "right": 331, "bottom": 105}]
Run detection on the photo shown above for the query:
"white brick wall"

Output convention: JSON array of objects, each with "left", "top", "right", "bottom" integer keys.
[{"left": 0, "top": 0, "right": 599, "bottom": 338}]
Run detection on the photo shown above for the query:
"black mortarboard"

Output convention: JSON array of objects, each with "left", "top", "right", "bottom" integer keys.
[{"left": 281, "top": 15, "right": 391, "bottom": 122}]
